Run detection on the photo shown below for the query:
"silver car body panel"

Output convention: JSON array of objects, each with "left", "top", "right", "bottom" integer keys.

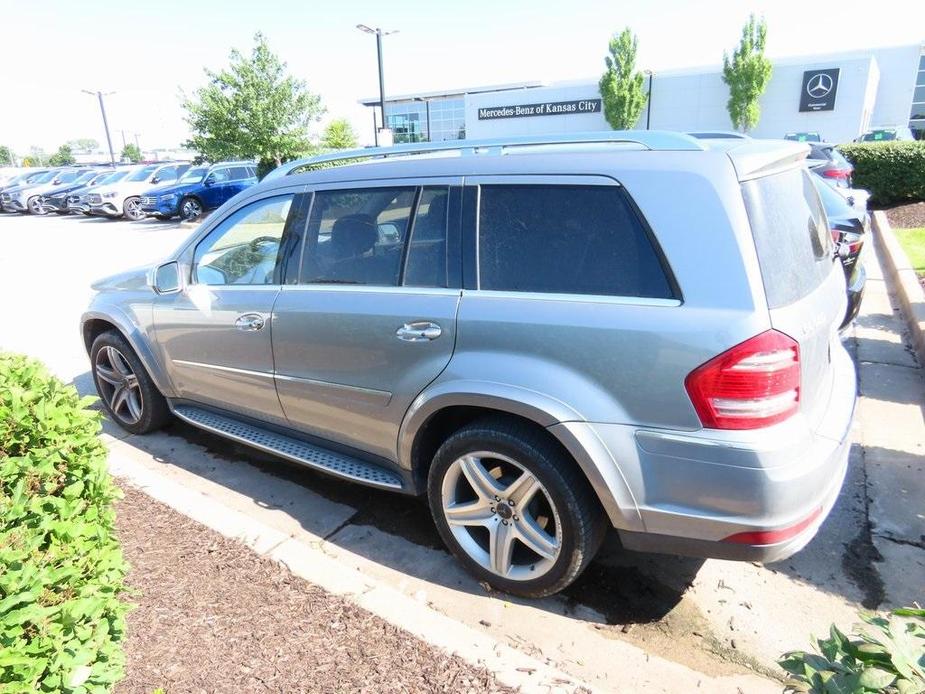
[{"left": 82, "top": 134, "right": 856, "bottom": 561}]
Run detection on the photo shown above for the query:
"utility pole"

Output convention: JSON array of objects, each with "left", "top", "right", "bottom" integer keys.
[
  {"left": 82, "top": 90, "right": 116, "bottom": 166},
  {"left": 357, "top": 24, "right": 398, "bottom": 146},
  {"left": 644, "top": 70, "right": 654, "bottom": 130}
]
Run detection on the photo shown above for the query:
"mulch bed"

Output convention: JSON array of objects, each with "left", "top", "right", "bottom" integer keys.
[
  {"left": 880, "top": 200, "right": 925, "bottom": 229},
  {"left": 114, "top": 486, "right": 513, "bottom": 693}
]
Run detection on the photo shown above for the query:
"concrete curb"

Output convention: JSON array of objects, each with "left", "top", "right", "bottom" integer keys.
[
  {"left": 106, "top": 445, "right": 595, "bottom": 694},
  {"left": 872, "top": 211, "right": 925, "bottom": 367}
]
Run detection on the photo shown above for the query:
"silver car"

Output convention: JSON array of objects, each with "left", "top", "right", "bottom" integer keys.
[{"left": 82, "top": 132, "right": 855, "bottom": 597}]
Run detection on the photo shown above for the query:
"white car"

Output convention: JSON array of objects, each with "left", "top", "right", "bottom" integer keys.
[{"left": 88, "top": 162, "right": 190, "bottom": 220}]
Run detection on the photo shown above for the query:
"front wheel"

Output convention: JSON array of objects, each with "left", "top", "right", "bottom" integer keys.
[
  {"left": 27, "top": 196, "right": 45, "bottom": 215},
  {"left": 123, "top": 196, "right": 144, "bottom": 221},
  {"left": 427, "top": 418, "right": 606, "bottom": 597},
  {"left": 90, "top": 331, "right": 171, "bottom": 434},
  {"left": 179, "top": 196, "right": 203, "bottom": 221}
]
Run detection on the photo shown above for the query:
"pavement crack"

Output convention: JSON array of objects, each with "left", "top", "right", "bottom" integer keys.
[
  {"left": 872, "top": 533, "right": 925, "bottom": 550},
  {"left": 321, "top": 512, "right": 359, "bottom": 541}
]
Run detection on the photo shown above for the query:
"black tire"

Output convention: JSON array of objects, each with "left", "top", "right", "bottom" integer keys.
[
  {"left": 179, "top": 196, "right": 203, "bottom": 221},
  {"left": 427, "top": 417, "right": 606, "bottom": 598},
  {"left": 90, "top": 330, "right": 171, "bottom": 434},
  {"left": 123, "top": 196, "right": 144, "bottom": 221}
]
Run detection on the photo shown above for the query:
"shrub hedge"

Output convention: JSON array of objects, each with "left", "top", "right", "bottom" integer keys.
[
  {"left": 838, "top": 141, "right": 925, "bottom": 205},
  {"left": 0, "top": 353, "right": 128, "bottom": 693}
]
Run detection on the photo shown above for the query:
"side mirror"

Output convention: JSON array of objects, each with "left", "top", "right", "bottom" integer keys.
[
  {"left": 151, "top": 177, "right": 160, "bottom": 184},
  {"left": 150, "top": 261, "right": 181, "bottom": 294},
  {"left": 204, "top": 176, "right": 215, "bottom": 187}
]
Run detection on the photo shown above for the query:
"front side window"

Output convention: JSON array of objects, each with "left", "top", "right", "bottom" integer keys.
[
  {"left": 193, "top": 195, "right": 294, "bottom": 286},
  {"left": 209, "top": 168, "right": 231, "bottom": 184},
  {"left": 477, "top": 184, "right": 674, "bottom": 298},
  {"left": 302, "top": 187, "right": 416, "bottom": 286}
]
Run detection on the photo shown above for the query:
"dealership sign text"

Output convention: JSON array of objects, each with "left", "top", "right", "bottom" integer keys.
[{"left": 478, "top": 99, "right": 602, "bottom": 120}]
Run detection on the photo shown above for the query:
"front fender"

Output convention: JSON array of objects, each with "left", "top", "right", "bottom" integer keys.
[{"left": 80, "top": 307, "right": 176, "bottom": 398}]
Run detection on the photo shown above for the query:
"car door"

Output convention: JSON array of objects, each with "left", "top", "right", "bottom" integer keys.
[
  {"left": 271, "top": 180, "right": 462, "bottom": 460},
  {"left": 152, "top": 189, "right": 309, "bottom": 424},
  {"left": 201, "top": 167, "right": 231, "bottom": 208},
  {"left": 226, "top": 166, "right": 254, "bottom": 199}
]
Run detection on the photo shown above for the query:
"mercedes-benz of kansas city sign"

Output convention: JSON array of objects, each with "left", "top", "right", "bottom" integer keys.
[
  {"left": 799, "top": 69, "right": 840, "bottom": 112},
  {"left": 478, "top": 98, "right": 602, "bottom": 120}
]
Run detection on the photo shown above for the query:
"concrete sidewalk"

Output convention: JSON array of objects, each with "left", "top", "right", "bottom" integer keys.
[{"left": 853, "top": 234, "right": 925, "bottom": 604}]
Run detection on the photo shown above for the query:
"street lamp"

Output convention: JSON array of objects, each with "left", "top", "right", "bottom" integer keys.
[
  {"left": 643, "top": 70, "right": 654, "bottom": 130},
  {"left": 82, "top": 90, "right": 117, "bottom": 166},
  {"left": 357, "top": 24, "right": 398, "bottom": 146}
]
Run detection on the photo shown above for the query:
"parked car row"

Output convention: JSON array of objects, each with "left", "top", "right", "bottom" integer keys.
[{"left": 0, "top": 160, "right": 258, "bottom": 221}]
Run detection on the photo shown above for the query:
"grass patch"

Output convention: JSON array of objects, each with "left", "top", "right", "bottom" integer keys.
[{"left": 894, "top": 227, "right": 925, "bottom": 274}]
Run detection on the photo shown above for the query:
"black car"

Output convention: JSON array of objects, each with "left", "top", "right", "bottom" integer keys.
[
  {"left": 39, "top": 169, "right": 110, "bottom": 214},
  {"left": 807, "top": 143, "right": 853, "bottom": 188},
  {"left": 811, "top": 172, "right": 866, "bottom": 328}
]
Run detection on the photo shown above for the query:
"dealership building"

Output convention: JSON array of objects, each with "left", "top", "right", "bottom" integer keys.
[{"left": 361, "top": 43, "right": 924, "bottom": 144}]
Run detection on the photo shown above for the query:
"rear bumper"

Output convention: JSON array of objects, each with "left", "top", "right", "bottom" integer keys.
[{"left": 564, "top": 342, "right": 856, "bottom": 563}]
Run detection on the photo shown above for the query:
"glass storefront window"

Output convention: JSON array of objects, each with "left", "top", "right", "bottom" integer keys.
[{"left": 383, "top": 96, "right": 466, "bottom": 143}]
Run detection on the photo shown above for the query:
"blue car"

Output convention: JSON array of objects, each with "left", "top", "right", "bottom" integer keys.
[{"left": 139, "top": 162, "right": 258, "bottom": 220}]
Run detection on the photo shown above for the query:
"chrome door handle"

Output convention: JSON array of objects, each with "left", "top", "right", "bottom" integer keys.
[
  {"left": 396, "top": 321, "right": 442, "bottom": 342},
  {"left": 234, "top": 313, "right": 265, "bottom": 331}
]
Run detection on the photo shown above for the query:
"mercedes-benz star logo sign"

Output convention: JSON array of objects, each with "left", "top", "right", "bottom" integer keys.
[{"left": 807, "top": 73, "right": 833, "bottom": 99}]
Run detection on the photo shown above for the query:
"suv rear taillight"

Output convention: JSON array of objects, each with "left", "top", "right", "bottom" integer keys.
[
  {"left": 822, "top": 168, "right": 850, "bottom": 180},
  {"left": 685, "top": 330, "right": 800, "bottom": 430}
]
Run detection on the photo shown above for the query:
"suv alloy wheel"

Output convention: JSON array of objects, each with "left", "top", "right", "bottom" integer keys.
[{"left": 428, "top": 418, "right": 605, "bottom": 597}]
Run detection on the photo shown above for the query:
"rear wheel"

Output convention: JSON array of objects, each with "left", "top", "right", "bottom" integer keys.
[
  {"left": 427, "top": 417, "right": 606, "bottom": 597},
  {"left": 179, "top": 196, "right": 203, "bottom": 221},
  {"left": 90, "top": 331, "right": 171, "bottom": 434},
  {"left": 123, "top": 196, "right": 144, "bottom": 221}
]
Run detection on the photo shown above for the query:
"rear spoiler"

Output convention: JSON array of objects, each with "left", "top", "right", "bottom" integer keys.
[{"left": 721, "top": 140, "right": 811, "bottom": 181}]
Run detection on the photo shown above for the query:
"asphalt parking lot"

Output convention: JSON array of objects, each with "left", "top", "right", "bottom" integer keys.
[{"left": 1, "top": 210, "right": 922, "bottom": 689}]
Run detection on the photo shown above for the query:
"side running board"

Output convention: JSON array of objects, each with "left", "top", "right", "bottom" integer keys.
[{"left": 172, "top": 405, "right": 404, "bottom": 490}]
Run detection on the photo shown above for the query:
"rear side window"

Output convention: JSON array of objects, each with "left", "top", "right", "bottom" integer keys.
[
  {"left": 229, "top": 166, "right": 250, "bottom": 180},
  {"left": 741, "top": 168, "right": 833, "bottom": 308},
  {"left": 477, "top": 184, "right": 674, "bottom": 298}
]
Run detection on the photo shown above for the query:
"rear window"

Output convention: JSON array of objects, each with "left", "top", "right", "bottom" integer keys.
[
  {"left": 741, "top": 168, "right": 834, "bottom": 308},
  {"left": 477, "top": 184, "right": 674, "bottom": 298}
]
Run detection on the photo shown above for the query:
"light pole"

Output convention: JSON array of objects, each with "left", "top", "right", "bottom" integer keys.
[
  {"left": 643, "top": 70, "right": 654, "bottom": 130},
  {"left": 357, "top": 24, "right": 398, "bottom": 146},
  {"left": 82, "top": 90, "right": 116, "bottom": 166}
]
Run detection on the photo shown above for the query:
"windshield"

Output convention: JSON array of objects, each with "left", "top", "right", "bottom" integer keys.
[
  {"left": 862, "top": 130, "right": 896, "bottom": 141},
  {"left": 126, "top": 165, "right": 157, "bottom": 182},
  {"left": 54, "top": 171, "right": 82, "bottom": 184},
  {"left": 74, "top": 171, "right": 98, "bottom": 185},
  {"left": 28, "top": 171, "right": 56, "bottom": 184},
  {"left": 180, "top": 167, "right": 208, "bottom": 183}
]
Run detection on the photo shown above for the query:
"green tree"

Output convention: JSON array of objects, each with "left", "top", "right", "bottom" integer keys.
[
  {"left": 0, "top": 145, "right": 14, "bottom": 166},
  {"left": 181, "top": 32, "right": 325, "bottom": 175},
  {"left": 48, "top": 144, "right": 75, "bottom": 166},
  {"left": 598, "top": 28, "right": 647, "bottom": 130},
  {"left": 120, "top": 143, "right": 142, "bottom": 163},
  {"left": 67, "top": 138, "right": 98, "bottom": 153},
  {"left": 321, "top": 118, "right": 358, "bottom": 150},
  {"left": 722, "top": 15, "right": 773, "bottom": 132}
]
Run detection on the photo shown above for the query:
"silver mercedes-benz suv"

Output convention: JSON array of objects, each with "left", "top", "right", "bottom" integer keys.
[{"left": 81, "top": 132, "right": 856, "bottom": 597}]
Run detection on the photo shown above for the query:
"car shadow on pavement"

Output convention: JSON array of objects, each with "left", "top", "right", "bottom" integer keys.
[{"left": 71, "top": 368, "right": 893, "bottom": 624}]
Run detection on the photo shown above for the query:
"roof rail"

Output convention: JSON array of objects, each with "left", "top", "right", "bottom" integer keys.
[{"left": 263, "top": 130, "right": 703, "bottom": 180}]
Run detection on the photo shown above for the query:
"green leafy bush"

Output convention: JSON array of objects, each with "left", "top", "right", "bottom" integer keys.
[
  {"left": 838, "top": 141, "right": 925, "bottom": 205},
  {"left": 0, "top": 353, "right": 129, "bottom": 693},
  {"left": 780, "top": 607, "right": 925, "bottom": 693}
]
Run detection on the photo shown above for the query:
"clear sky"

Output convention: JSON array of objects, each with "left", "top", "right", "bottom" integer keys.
[{"left": 1, "top": 0, "right": 922, "bottom": 155}]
